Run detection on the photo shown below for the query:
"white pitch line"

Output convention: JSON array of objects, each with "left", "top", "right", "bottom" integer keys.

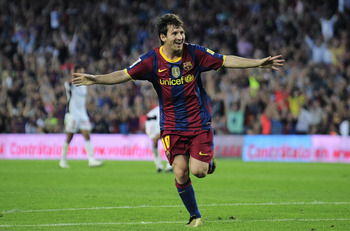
[
  {"left": 1, "top": 218, "right": 350, "bottom": 228},
  {"left": 2, "top": 201, "right": 350, "bottom": 214}
]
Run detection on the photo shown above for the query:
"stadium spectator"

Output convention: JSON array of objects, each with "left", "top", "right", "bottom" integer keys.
[
  {"left": 295, "top": 102, "right": 313, "bottom": 134},
  {"left": 309, "top": 100, "right": 326, "bottom": 134},
  {"left": 288, "top": 87, "right": 305, "bottom": 121},
  {"left": 92, "top": 112, "right": 110, "bottom": 134},
  {"left": 304, "top": 35, "right": 332, "bottom": 64},
  {"left": 226, "top": 89, "right": 248, "bottom": 134}
]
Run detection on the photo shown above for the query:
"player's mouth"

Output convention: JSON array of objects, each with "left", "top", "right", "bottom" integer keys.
[{"left": 174, "top": 41, "right": 183, "bottom": 48}]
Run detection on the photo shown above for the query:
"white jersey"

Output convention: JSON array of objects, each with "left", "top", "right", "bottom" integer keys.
[
  {"left": 64, "top": 81, "right": 91, "bottom": 132},
  {"left": 145, "top": 106, "right": 160, "bottom": 139},
  {"left": 65, "top": 81, "right": 88, "bottom": 116}
]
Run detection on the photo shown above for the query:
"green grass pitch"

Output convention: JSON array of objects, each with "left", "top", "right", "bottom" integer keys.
[{"left": 0, "top": 159, "right": 349, "bottom": 230}]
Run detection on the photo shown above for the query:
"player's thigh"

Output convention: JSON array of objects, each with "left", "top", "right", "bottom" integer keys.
[
  {"left": 79, "top": 114, "right": 92, "bottom": 131},
  {"left": 65, "top": 114, "right": 79, "bottom": 133},
  {"left": 145, "top": 120, "right": 159, "bottom": 138},
  {"left": 65, "top": 132, "right": 74, "bottom": 143},
  {"left": 151, "top": 135, "right": 160, "bottom": 147},
  {"left": 80, "top": 129, "right": 91, "bottom": 140},
  {"left": 190, "top": 156, "right": 209, "bottom": 177}
]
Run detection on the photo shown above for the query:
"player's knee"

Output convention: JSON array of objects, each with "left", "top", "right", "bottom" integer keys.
[
  {"left": 174, "top": 167, "right": 189, "bottom": 181},
  {"left": 191, "top": 168, "right": 207, "bottom": 178}
]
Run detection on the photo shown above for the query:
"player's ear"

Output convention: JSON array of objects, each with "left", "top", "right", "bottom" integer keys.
[{"left": 160, "top": 34, "right": 167, "bottom": 43}]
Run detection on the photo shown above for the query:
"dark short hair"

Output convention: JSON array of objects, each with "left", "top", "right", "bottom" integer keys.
[
  {"left": 73, "top": 64, "right": 83, "bottom": 72},
  {"left": 155, "top": 13, "right": 184, "bottom": 45}
]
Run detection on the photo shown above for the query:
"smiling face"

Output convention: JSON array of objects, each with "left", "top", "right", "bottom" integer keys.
[{"left": 161, "top": 25, "right": 185, "bottom": 54}]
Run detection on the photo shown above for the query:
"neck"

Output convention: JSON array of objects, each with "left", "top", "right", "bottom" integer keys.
[{"left": 161, "top": 45, "right": 182, "bottom": 61}]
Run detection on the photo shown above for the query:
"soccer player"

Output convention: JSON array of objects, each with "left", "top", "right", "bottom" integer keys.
[
  {"left": 72, "top": 14, "right": 284, "bottom": 226},
  {"left": 59, "top": 65, "right": 103, "bottom": 168},
  {"left": 145, "top": 105, "right": 173, "bottom": 173}
]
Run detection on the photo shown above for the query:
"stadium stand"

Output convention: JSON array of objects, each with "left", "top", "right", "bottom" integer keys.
[{"left": 0, "top": 0, "right": 349, "bottom": 135}]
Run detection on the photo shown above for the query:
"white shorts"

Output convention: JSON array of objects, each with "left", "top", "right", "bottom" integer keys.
[
  {"left": 145, "top": 119, "right": 160, "bottom": 139},
  {"left": 64, "top": 112, "right": 91, "bottom": 133}
]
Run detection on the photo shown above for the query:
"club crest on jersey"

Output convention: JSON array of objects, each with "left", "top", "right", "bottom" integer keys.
[
  {"left": 171, "top": 66, "right": 181, "bottom": 78},
  {"left": 183, "top": 61, "right": 193, "bottom": 71}
]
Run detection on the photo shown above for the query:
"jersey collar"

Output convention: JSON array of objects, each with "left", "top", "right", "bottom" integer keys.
[{"left": 160, "top": 46, "right": 182, "bottom": 63}]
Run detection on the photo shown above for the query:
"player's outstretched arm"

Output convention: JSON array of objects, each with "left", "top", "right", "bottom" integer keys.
[
  {"left": 72, "top": 70, "right": 131, "bottom": 86},
  {"left": 224, "top": 55, "right": 284, "bottom": 71}
]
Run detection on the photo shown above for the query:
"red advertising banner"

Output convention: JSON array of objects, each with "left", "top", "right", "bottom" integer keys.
[
  {"left": 214, "top": 135, "right": 244, "bottom": 158},
  {"left": 243, "top": 135, "right": 350, "bottom": 163},
  {"left": 311, "top": 135, "right": 350, "bottom": 163},
  {"left": 1, "top": 134, "right": 349, "bottom": 163},
  {"left": 0, "top": 134, "right": 154, "bottom": 160}
]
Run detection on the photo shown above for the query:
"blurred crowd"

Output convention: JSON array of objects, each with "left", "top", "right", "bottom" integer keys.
[{"left": 1, "top": 0, "right": 350, "bottom": 135}]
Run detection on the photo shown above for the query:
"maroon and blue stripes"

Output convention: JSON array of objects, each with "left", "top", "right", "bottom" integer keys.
[{"left": 126, "top": 43, "right": 225, "bottom": 131}]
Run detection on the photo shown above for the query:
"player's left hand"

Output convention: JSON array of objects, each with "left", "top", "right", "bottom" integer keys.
[
  {"left": 259, "top": 55, "right": 285, "bottom": 71},
  {"left": 72, "top": 73, "right": 97, "bottom": 86}
]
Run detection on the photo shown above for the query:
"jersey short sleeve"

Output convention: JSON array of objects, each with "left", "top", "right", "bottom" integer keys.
[
  {"left": 191, "top": 44, "right": 226, "bottom": 72},
  {"left": 124, "top": 51, "right": 155, "bottom": 81}
]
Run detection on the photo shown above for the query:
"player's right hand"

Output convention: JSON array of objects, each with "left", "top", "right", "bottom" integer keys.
[{"left": 72, "top": 73, "right": 96, "bottom": 86}]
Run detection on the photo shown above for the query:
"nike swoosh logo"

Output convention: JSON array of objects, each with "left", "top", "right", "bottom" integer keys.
[
  {"left": 199, "top": 151, "right": 209, "bottom": 156},
  {"left": 158, "top": 68, "right": 167, "bottom": 73}
]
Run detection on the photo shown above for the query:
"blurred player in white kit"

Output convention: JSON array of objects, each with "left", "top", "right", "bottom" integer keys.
[
  {"left": 145, "top": 106, "right": 173, "bottom": 173},
  {"left": 59, "top": 65, "right": 103, "bottom": 168}
]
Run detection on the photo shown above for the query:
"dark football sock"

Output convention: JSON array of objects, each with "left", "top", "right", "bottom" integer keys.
[{"left": 175, "top": 178, "right": 201, "bottom": 218}]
